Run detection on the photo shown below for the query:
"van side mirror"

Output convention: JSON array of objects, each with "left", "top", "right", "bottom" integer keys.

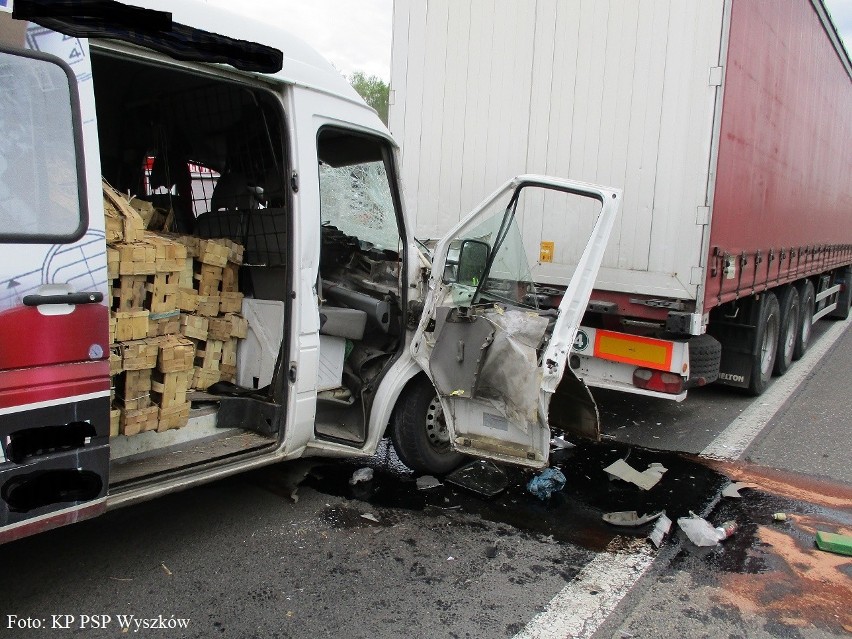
[{"left": 456, "top": 239, "right": 490, "bottom": 286}]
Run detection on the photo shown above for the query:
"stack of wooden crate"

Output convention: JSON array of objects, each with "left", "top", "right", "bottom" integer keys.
[
  {"left": 104, "top": 180, "right": 249, "bottom": 436},
  {"left": 167, "top": 234, "right": 247, "bottom": 390}
]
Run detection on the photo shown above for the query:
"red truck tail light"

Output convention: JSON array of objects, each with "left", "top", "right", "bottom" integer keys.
[{"left": 632, "top": 368, "right": 684, "bottom": 394}]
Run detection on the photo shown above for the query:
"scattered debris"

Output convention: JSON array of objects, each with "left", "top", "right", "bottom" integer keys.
[
  {"left": 447, "top": 556, "right": 455, "bottom": 561},
  {"left": 527, "top": 467, "right": 567, "bottom": 501},
  {"left": 714, "top": 520, "right": 738, "bottom": 541},
  {"left": 160, "top": 563, "right": 172, "bottom": 576},
  {"left": 446, "top": 460, "right": 508, "bottom": 497},
  {"left": 602, "top": 510, "right": 663, "bottom": 527},
  {"left": 721, "top": 482, "right": 759, "bottom": 498},
  {"left": 648, "top": 513, "right": 673, "bottom": 548},
  {"left": 550, "top": 435, "right": 575, "bottom": 449},
  {"left": 772, "top": 512, "right": 788, "bottom": 522},
  {"left": 815, "top": 531, "right": 852, "bottom": 556},
  {"left": 603, "top": 459, "right": 667, "bottom": 490},
  {"left": 416, "top": 475, "right": 442, "bottom": 490},
  {"left": 360, "top": 513, "right": 380, "bottom": 523},
  {"left": 677, "top": 512, "right": 723, "bottom": 547},
  {"left": 349, "top": 467, "right": 374, "bottom": 485}
]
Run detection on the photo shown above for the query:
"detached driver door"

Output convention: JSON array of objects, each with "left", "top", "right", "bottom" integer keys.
[{"left": 411, "top": 176, "right": 621, "bottom": 468}]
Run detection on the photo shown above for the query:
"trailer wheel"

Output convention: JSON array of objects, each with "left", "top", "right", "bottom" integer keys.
[
  {"left": 830, "top": 266, "right": 852, "bottom": 320},
  {"left": 390, "top": 376, "right": 464, "bottom": 474},
  {"left": 684, "top": 334, "right": 721, "bottom": 387},
  {"left": 773, "top": 286, "right": 800, "bottom": 376},
  {"left": 748, "top": 292, "right": 780, "bottom": 396},
  {"left": 793, "top": 279, "right": 815, "bottom": 360}
]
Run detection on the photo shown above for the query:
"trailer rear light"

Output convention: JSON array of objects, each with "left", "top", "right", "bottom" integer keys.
[{"left": 632, "top": 368, "right": 684, "bottom": 394}]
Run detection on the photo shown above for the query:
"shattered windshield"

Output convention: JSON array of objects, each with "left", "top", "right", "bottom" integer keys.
[{"left": 318, "top": 151, "right": 399, "bottom": 252}]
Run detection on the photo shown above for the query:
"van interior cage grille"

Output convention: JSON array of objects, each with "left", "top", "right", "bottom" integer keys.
[{"left": 135, "top": 79, "right": 288, "bottom": 267}]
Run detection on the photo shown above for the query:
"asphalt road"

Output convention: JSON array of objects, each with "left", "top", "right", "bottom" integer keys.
[{"left": 1, "top": 320, "right": 850, "bottom": 639}]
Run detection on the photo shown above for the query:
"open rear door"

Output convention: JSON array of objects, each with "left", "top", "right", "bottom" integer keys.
[
  {"left": 0, "top": 20, "right": 111, "bottom": 543},
  {"left": 412, "top": 176, "right": 620, "bottom": 468}
]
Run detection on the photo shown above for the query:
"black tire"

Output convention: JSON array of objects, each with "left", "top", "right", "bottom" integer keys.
[
  {"left": 793, "top": 279, "right": 815, "bottom": 361},
  {"left": 390, "top": 377, "right": 464, "bottom": 474},
  {"left": 684, "top": 334, "right": 721, "bottom": 388},
  {"left": 773, "top": 286, "right": 800, "bottom": 376},
  {"left": 747, "top": 292, "right": 780, "bottom": 396},
  {"left": 830, "top": 266, "right": 852, "bottom": 320}
]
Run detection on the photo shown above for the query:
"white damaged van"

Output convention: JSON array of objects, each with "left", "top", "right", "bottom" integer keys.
[{"left": 0, "top": 0, "right": 620, "bottom": 543}]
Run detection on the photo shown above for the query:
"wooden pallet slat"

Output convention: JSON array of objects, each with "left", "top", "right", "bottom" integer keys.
[
  {"left": 157, "top": 403, "right": 191, "bottom": 432},
  {"left": 103, "top": 179, "right": 144, "bottom": 245},
  {"left": 119, "top": 338, "right": 159, "bottom": 371},
  {"left": 148, "top": 314, "right": 181, "bottom": 337},
  {"left": 219, "top": 291, "right": 244, "bottom": 314},
  {"left": 194, "top": 262, "right": 223, "bottom": 296},
  {"left": 151, "top": 369, "right": 193, "bottom": 407},
  {"left": 221, "top": 338, "right": 239, "bottom": 382},
  {"left": 143, "top": 231, "right": 187, "bottom": 272},
  {"left": 197, "top": 239, "right": 230, "bottom": 267},
  {"left": 115, "top": 369, "right": 152, "bottom": 410},
  {"left": 222, "top": 262, "right": 240, "bottom": 293},
  {"left": 196, "top": 295, "right": 221, "bottom": 317},
  {"left": 179, "top": 314, "right": 209, "bottom": 340},
  {"left": 114, "top": 309, "right": 150, "bottom": 341},
  {"left": 156, "top": 335, "right": 195, "bottom": 372},
  {"left": 145, "top": 271, "right": 180, "bottom": 314},
  {"left": 120, "top": 405, "right": 159, "bottom": 436},
  {"left": 112, "top": 274, "right": 148, "bottom": 311}
]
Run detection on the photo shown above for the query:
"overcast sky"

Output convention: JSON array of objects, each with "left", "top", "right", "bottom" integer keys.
[{"left": 204, "top": 0, "right": 850, "bottom": 82}]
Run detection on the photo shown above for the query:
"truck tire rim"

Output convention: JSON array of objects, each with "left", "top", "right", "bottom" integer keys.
[
  {"left": 761, "top": 314, "right": 779, "bottom": 377},
  {"left": 782, "top": 312, "right": 797, "bottom": 361},
  {"left": 426, "top": 396, "right": 451, "bottom": 451},
  {"left": 801, "top": 298, "right": 814, "bottom": 346}
]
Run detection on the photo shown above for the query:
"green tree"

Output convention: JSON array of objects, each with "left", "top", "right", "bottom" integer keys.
[{"left": 349, "top": 72, "right": 389, "bottom": 124}]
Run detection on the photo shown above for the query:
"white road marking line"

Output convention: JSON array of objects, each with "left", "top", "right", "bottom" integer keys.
[
  {"left": 515, "top": 317, "right": 850, "bottom": 639},
  {"left": 514, "top": 538, "right": 654, "bottom": 639},
  {"left": 701, "top": 316, "right": 850, "bottom": 461}
]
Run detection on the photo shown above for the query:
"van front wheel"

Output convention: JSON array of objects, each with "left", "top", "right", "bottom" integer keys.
[{"left": 390, "top": 377, "right": 464, "bottom": 475}]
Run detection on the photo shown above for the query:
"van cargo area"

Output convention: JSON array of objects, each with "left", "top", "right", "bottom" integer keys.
[{"left": 91, "top": 48, "right": 405, "bottom": 486}]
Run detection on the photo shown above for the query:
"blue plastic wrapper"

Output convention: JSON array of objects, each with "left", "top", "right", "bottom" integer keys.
[{"left": 526, "top": 467, "right": 567, "bottom": 501}]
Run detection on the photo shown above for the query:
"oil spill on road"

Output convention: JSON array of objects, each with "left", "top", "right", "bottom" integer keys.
[
  {"left": 263, "top": 438, "right": 729, "bottom": 552},
  {"left": 670, "top": 466, "right": 852, "bottom": 633}
]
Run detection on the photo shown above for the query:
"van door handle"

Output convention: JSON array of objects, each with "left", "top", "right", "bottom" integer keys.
[{"left": 23, "top": 292, "right": 104, "bottom": 306}]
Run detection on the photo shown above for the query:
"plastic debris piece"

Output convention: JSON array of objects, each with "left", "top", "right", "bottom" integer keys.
[
  {"left": 603, "top": 459, "right": 667, "bottom": 490},
  {"left": 349, "top": 467, "right": 374, "bottom": 485},
  {"left": 360, "top": 513, "right": 380, "bottom": 523},
  {"left": 526, "top": 467, "right": 567, "bottom": 501},
  {"left": 677, "top": 513, "right": 720, "bottom": 547},
  {"left": 772, "top": 512, "right": 788, "bottom": 522},
  {"left": 485, "top": 545, "right": 498, "bottom": 559},
  {"left": 450, "top": 389, "right": 466, "bottom": 396},
  {"left": 602, "top": 510, "right": 663, "bottom": 527},
  {"left": 815, "top": 531, "right": 852, "bottom": 556},
  {"left": 649, "top": 513, "right": 673, "bottom": 548},
  {"left": 550, "top": 435, "right": 575, "bottom": 449},
  {"left": 446, "top": 460, "right": 508, "bottom": 497},
  {"left": 416, "top": 475, "right": 442, "bottom": 490},
  {"left": 721, "top": 482, "right": 759, "bottom": 498},
  {"left": 714, "top": 520, "right": 738, "bottom": 540}
]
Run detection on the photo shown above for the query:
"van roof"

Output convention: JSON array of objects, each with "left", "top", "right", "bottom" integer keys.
[{"left": 102, "top": 0, "right": 368, "bottom": 105}]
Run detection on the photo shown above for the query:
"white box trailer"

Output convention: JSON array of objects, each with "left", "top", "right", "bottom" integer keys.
[{"left": 389, "top": 0, "right": 852, "bottom": 399}]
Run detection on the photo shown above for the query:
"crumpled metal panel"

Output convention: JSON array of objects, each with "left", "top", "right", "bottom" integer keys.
[{"left": 475, "top": 307, "right": 550, "bottom": 432}]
